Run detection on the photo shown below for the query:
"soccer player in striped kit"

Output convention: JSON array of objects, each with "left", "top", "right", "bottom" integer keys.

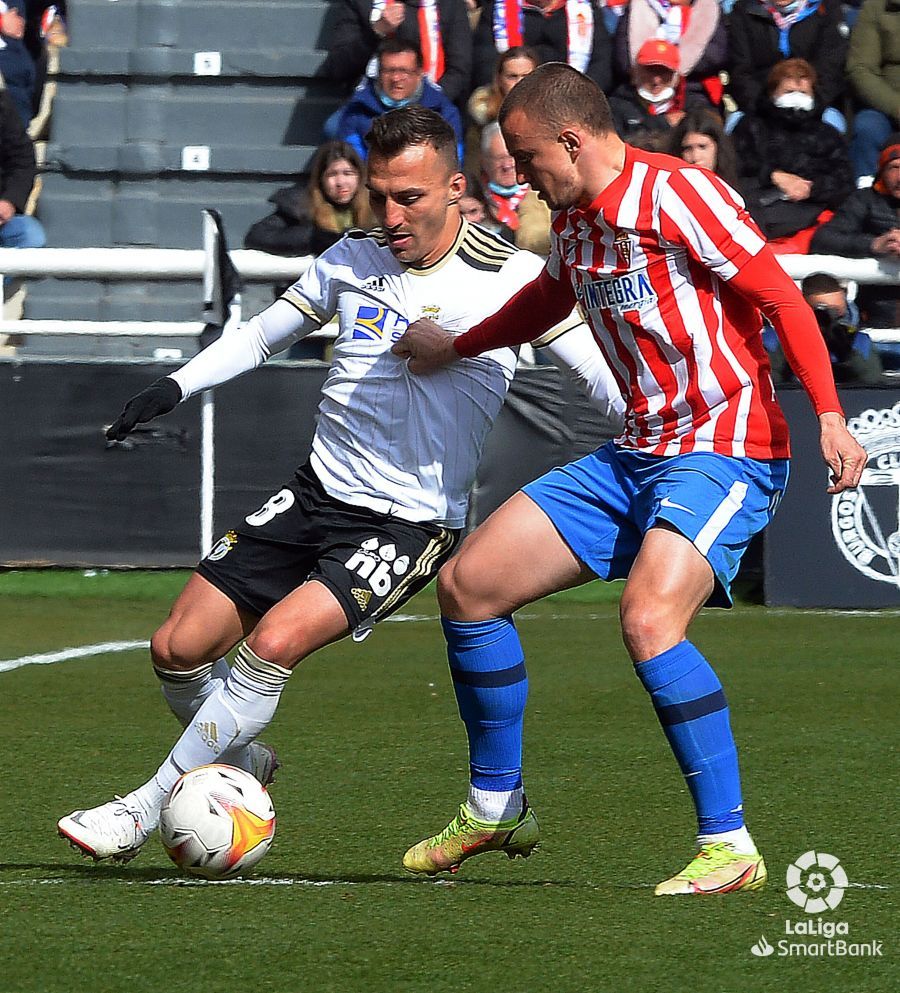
[{"left": 395, "top": 64, "right": 867, "bottom": 894}]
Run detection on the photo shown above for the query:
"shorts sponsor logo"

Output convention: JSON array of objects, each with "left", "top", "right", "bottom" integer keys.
[
  {"left": 344, "top": 537, "right": 410, "bottom": 597},
  {"left": 830, "top": 401, "right": 900, "bottom": 584},
  {"left": 351, "top": 305, "right": 409, "bottom": 342},
  {"left": 207, "top": 530, "right": 238, "bottom": 561},
  {"left": 748, "top": 850, "right": 884, "bottom": 960}
]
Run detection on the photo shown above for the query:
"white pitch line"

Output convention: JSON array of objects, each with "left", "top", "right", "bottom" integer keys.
[{"left": 0, "top": 639, "right": 149, "bottom": 673}]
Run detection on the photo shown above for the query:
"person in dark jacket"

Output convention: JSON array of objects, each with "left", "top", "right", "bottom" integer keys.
[
  {"left": 318, "top": 0, "right": 472, "bottom": 105},
  {"left": 731, "top": 57, "right": 853, "bottom": 245},
  {"left": 471, "top": 0, "right": 612, "bottom": 94},
  {"left": 811, "top": 134, "right": 900, "bottom": 331},
  {"left": 614, "top": 0, "right": 729, "bottom": 110},
  {"left": 0, "top": 87, "right": 44, "bottom": 251},
  {"left": 609, "top": 39, "right": 706, "bottom": 139},
  {"left": 0, "top": 1, "right": 37, "bottom": 125},
  {"left": 667, "top": 108, "right": 740, "bottom": 188},
  {"left": 244, "top": 141, "right": 375, "bottom": 258},
  {"left": 726, "top": 0, "right": 848, "bottom": 128},
  {"left": 334, "top": 38, "right": 464, "bottom": 160}
]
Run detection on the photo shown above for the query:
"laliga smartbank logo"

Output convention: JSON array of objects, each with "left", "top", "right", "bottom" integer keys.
[{"left": 750, "top": 851, "right": 883, "bottom": 960}]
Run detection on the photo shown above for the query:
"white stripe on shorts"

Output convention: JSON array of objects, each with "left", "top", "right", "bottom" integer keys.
[{"left": 693, "top": 481, "right": 749, "bottom": 556}]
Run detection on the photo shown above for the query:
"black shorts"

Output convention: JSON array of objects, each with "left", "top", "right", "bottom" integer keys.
[{"left": 197, "top": 463, "right": 460, "bottom": 634}]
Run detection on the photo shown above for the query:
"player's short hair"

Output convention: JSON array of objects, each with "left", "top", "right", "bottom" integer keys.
[
  {"left": 366, "top": 106, "right": 459, "bottom": 173},
  {"left": 801, "top": 272, "right": 844, "bottom": 297},
  {"left": 498, "top": 62, "right": 614, "bottom": 137},
  {"left": 377, "top": 37, "right": 423, "bottom": 69}
]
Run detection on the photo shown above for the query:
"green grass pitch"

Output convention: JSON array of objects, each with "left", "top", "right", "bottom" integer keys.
[{"left": 0, "top": 570, "right": 896, "bottom": 993}]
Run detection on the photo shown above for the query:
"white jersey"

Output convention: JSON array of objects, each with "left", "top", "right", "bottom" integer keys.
[{"left": 172, "top": 219, "right": 623, "bottom": 528}]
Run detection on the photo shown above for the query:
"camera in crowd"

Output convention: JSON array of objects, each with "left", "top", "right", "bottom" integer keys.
[{"left": 812, "top": 303, "right": 856, "bottom": 363}]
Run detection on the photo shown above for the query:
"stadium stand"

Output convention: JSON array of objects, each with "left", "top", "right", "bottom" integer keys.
[{"left": 23, "top": 0, "right": 341, "bottom": 349}]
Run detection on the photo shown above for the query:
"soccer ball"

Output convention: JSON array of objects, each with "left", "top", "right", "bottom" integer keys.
[{"left": 159, "top": 764, "right": 276, "bottom": 879}]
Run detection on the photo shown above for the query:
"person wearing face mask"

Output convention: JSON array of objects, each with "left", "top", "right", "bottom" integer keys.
[
  {"left": 726, "top": 0, "right": 848, "bottom": 131},
  {"left": 478, "top": 122, "right": 553, "bottom": 253},
  {"left": 614, "top": 0, "right": 729, "bottom": 112},
  {"left": 334, "top": 38, "right": 464, "bottom": 162},
  {"left": 609, "top": 39, "right": 706, "bottom": 138},
  {"left": 731, "top": 57, "right": 853, "bottom": 251}
]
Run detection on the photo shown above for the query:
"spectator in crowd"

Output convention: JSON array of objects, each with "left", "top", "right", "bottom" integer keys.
[
  {"left": 764, "top": 273, "right": 884, "bottom": 385},
  {"left": 0, "top": 1, "right": 37, "bottom": 125},
  {"left": 731, "top": 58, "right": 853, "bottom": 250},
  {"left": 318, "top": 0, "right": 473, "bottom": 105},
  {"left": 333, "top": 38, "right": 464, "bottom": 161},
  {"left": 846, "top": 0, "right": 900, "bottom": 181},
  {"left": 610, "top": 39, "right": 703, "bottom": 138},
  {"left": 614, "top": 0, "right": 729, "bottom": 111},
  {"left": 667, "top": 107, "right": 740, "bottom": 186},
  {"left": 244, "top": 141, "right": 374, "bottom": 258},
  {"left": 471, "top": 0, "right": 613, "bottom": 94},
  {"left": 478, "top": 121, "right": 552, "bottom": 253},
  {"left": 458, "top": 183, "right": 492, "bottom": 226},
  {"left": 811, "top": 133, "right": 900, "bottom": 338},
  {"left": 0, "top": 86, "right": 44, "bottom": 252},
  {"left": 22, "top": 1, "right": 65, "bottom": 132},
  {"left": 726, "top": 0, "right": 848, "bottom": 133},
  {"left": 465, "top": 45, "right": 538, "bottom": 175}
]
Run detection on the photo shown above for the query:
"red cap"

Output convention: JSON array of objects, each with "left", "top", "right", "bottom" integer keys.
[{"left": 636, "top": 39, "right": 680, "bottom": 72}]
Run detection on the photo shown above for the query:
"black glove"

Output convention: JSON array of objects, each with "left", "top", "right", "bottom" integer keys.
[{"left": 106, "top": 376, "right": 182, "bottom": 441}]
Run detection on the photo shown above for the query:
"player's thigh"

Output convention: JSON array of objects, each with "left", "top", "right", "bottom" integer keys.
[
  {"left": 151, "top": 572, "right": 258, "bottom": 669},
  {"left": 439, "top": 491, "right": 595, "bottom": 620},
  {"left": 619, "top": 524, "right": 715, "bottom": 662},
  {"left": 246, "top": 579, "right": 351, "bottom": 668}
]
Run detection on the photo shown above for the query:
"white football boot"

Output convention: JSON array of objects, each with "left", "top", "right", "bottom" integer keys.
[{"left": 58, "top": 797, "right": 150, "bottom": 863}]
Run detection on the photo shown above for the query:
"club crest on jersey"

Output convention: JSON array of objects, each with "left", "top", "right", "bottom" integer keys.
[
  {"left": 351, "top": 305, "right": 409, "bottom": 342},
  {"left": 577, "top": 269, "right": 657, "bottom": 313},
  {"left": 613, "top": 228, "right": 633, "bottom": 269}
]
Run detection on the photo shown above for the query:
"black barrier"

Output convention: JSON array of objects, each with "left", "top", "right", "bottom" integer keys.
[
  {"left": 765, "top": 386, "right": 900, "bottom": 608},
  {"left": 0, "top": 360, "right": 613, "bottom": 568}
]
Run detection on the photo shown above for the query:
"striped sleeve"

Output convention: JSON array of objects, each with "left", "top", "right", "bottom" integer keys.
[{"left": 657, "top": 167, "right": 766, "bottom": 280}]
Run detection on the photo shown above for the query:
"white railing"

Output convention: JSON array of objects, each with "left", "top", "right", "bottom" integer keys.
[{"left": 0, "top": 235, "right": 896, "bottom": 556}]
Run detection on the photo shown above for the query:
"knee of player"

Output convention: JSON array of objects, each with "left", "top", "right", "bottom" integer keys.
[
  {"left": 619, "top": 594, "right": 680, "bottom": 661},
  {"left": 243, "top": 629, "right": 298, "bottom": 670},
  {"left": 150, "top": 625, "right": 198, "bottom": 671}
]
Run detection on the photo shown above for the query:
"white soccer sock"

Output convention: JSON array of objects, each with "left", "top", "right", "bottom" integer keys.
[
  {"left": 466, "top": 785, "right": 524, "bottom": 824},
  {"left": 155, "top": 657, "right": 231, "bottom": 727},
  {"left": 127, "top": 645, "right": 291, "bottom": 830},
  {"left": 697, "top": 825, "right": 757, "bottom": 854}
]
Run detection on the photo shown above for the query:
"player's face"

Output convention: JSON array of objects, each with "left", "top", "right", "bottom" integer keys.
[
  {"left": 501, "top": 108, "right": 582, "bottom": 211},
  {"left": 321, "top": 159, "right": 360, "bottom": 207},
  {"left": 680, "top": 132, "right": 717, "bottom": 172},
  {"left": 367, "top": 143, "right": 465, "bottom": 266}
]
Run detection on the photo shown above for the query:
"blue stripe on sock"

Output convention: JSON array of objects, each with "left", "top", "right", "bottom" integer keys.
[
  {"left": 635, "top": 641, "right": 744, "bottom": 834},
  {"left": 442, "top": 617, "right": 526, "bottom": 793},
  {"left": 656, "top": 689, "right": 727, "bottom": 726}
]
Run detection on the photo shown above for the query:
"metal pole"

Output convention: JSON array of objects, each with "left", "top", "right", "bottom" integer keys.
[{"left": 199, "top": 211, "right": 217, "bottom": 557}]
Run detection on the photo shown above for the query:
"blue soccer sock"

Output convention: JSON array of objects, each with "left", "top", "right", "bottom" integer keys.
[
  {"left": 442, "top": 617, "right": 528, "bottom": 821},
  {"left": 634, "top": 640, "right": 745, "bottom": 835}
]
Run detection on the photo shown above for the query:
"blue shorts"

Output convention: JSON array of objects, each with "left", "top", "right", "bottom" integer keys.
[{"left": 523, "top": 443, "right": 790, "bottom": 607}]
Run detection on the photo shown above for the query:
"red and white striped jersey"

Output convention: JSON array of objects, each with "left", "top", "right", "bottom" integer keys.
[{"left": 547, "top": 145, "right": 790, "bottom": 459}]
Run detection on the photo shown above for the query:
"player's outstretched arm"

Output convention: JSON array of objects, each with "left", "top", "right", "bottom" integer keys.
[
  {"left": 106, "top": 376, "right": 182, "bottom": 441},
  {"left": 819, "top": 411, "right": 866, "bottom": 494}
]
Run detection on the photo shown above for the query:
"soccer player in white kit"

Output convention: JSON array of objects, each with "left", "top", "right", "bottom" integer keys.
[
  {"left": 394, "top": 66, "right": 867, "bottom": 893},
  {"left": 57, "top": 107, "right": 622, "bottom": 863}
]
